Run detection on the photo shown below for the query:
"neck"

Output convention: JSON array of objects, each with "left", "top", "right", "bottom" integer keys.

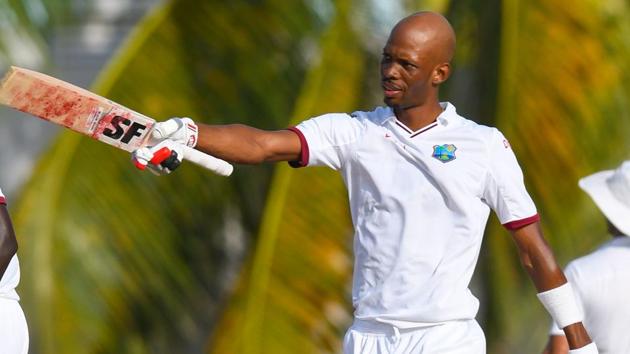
[{"left": 394, "top": 100, "right": 444, "bottom": 131}]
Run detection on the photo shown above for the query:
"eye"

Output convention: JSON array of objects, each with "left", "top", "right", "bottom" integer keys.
[
  {"left": 381, "top": 54, "right": 392, "bottom": 63},
  {"left": 402, "top": 61, "right": 416, "bottom": 70}
]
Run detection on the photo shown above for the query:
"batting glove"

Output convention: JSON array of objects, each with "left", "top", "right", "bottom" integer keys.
[
  {"left": 151, "top": 117, "right": 198, "bottom": 148},
  {"left": 132, "top": 139, "right": 185, "bottom": 175}
]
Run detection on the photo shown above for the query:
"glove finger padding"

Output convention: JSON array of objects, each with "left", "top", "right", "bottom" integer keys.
[
  {"left": 151, "top": 117, "right": 198, "bottom": 148},
  {"left": 151, "top": 147, "right": 182, "bottom": 172},
  {"left": 152, "top": 119, "right": 180, "bottom": 140},
  {"left": 131, "top": 147, "right": 154, "bottom": 170},
  {"left": 132, "top": 140, "right": 185, "bottom": 175}
]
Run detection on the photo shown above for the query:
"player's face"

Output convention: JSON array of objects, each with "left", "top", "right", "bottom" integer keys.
[{"left": 380, "top": 28, "right": 439, "bottom": 110}]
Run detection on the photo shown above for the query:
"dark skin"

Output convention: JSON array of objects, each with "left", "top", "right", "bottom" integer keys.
[
  {"left": 0, "top": 204, "right": 18, "bottom": 280},
  {"left": 190, "top": 11, "right": 592, "bottom": 350},
  {"left": 544, "top": 336, "right": 570, "bottom": 354},
  {"left": 513, "top": 223, "right": 592, "bottom": 350},
  {"left": 607, "top": 219, "right": 624, "bottom": 237},
  {"left": 380, "top": 12, "right": 455, "bottom": 131},
  {"left": 543, "top": 219, "right": 627, "bottom": 353}
]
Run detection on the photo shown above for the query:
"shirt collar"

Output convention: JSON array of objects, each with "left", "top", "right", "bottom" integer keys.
[
  {"left": 437, "top": 101, "right": 457, "bottom": 126},
  {"left": 382, "top": 101, "right": 458, "bottom": 127}
]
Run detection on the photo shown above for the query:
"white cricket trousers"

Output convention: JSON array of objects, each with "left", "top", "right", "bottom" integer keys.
[
  {"left": 0, "top": 298, "right": 29, "bottom": 354},
  {"left": 343, "top": 319, "right": 485, "bottom": 354}
]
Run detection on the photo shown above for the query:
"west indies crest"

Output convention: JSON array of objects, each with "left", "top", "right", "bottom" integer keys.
[{"left": 432, "top": 144, "right": 457, "bottom": 163}]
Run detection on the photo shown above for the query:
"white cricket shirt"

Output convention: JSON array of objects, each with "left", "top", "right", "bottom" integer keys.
[
  {"left": 0, "top": 187, "right": 20, "bottom": 301},
  {"left": 289, "top": 102, "right": 538, "bottom": 327},
  {"left": 550, "top": 236, "right": 630, "bottom": 353}
]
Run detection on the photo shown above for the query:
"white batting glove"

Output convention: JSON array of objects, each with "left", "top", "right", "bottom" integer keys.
[
  {"left": 151, "top": 117, "right": 198, "bottom": 148},
  {"left": 132, "top": 139, "right": 185, "bottom": 175}
]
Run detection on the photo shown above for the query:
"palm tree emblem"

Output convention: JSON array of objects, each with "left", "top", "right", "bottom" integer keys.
[{"left": 432, "top": 144, "right": 457, "bottom": 163}]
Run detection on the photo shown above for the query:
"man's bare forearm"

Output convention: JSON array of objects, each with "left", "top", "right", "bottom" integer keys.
[
  {"left": 195, "top": 124, "right": 301, "bottom": 164},
  {"left": 511, "top": 222, "right": 593, "bottom": 350},
  {"left": 513, "top": 223, "right": 566, "bottom": 291}
]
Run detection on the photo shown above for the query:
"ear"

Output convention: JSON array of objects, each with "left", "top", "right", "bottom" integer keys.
[{"left": 432, "top": 63, "right": 451, "bottom": 85}]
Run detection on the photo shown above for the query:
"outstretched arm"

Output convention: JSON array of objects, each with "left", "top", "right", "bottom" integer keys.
[
  {"left": 0, "top": 204, "right": 18, "bottom": 279},
  {"left": 195, "top": 124, "right": 302, "bottom": 164},
  {"left": 132, "top": 117, "right": 304, "bottom": 175},
  {"left": 510, "top": 222, "right": 593, "bottom": 351}
]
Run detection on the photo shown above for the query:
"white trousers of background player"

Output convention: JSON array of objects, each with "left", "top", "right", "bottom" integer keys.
[
  {"left": 343, "top": 319, "right": 485, "bottom": 354},
  {"left": 0, "top": 298, "right": 29, "bottom": 354}
]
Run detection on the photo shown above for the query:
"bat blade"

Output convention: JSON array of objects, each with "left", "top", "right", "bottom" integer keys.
[
  {"left": 0, "top": 66, "right": 154, "bottom": 152},
  {"left": 0, "top": 66, "right": 233, "bottom": 176}
]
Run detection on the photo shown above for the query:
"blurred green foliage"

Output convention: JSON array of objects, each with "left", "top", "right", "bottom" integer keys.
[{"left": 4, "top": 0, "right": 630, "bottom": 353}]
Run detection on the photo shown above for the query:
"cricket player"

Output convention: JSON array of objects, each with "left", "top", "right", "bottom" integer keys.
[
  {"left": 133, "top": 12, "right": 598, "bottom": 353},
  {"left": 543, "top": 161, "right": 630, "bottom": 354},
  {"left": 0, "top": 187, "right": 29, "bottom": 354}
]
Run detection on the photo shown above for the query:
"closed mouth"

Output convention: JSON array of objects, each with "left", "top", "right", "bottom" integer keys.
[
  {"left": 382, "top": 82, "right": 402, "bottom": 97},
  {"left": 382, "top": 81, "right": 402, "bottom": 91}
]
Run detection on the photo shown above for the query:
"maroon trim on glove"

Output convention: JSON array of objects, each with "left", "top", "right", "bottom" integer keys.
[
  {"left": 287, "top": 127, "right": 309, "bottom": 168},
  {"left": 503, "top": 214, "right": 540, "bottom": 230}
]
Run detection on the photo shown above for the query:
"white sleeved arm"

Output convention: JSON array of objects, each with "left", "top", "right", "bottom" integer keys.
[
  {"left": 549, "top": 320, "right": 564, "bottom": 336},
  {"left": 482, "top": 128, "right": 539, "bottom": 230},
  {"left": 287, "top": 113, "right": 362, "bottom": 170}
]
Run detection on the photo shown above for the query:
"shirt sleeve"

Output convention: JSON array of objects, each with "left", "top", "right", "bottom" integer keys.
[
  {"left": 482, "top": 128, "right": 539, "bottom": 229},
  {"left": 549, "top": 321, "right": 564, "bottom": 336},
  {"left": 287, "top": 113, "right": 361, "bottom": 170}
]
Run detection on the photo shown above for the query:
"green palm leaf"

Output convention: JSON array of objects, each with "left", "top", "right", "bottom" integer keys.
[
  {"left": 13, "top": 0, "right": 330, "bottom": 353},
  {"left": 481, "top": 1, "right": 630, "bottom": 352},
  {"left": 209, "top": 1, "right": 453, "bottom": 353},
  {"left": 208, "top": 1, "right": 361, "bottom": 353},
  {"left": 0, "top": 1, "right": 47, "bottom": 68},
  {"left": 11, "top": 0, "right": 630, "bottom": 353}
]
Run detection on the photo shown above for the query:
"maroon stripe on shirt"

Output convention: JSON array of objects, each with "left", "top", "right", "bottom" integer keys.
[
  {"left": 287, "top": 127, "right": 309, "bottom": 168},
  {"left": 395, "top": 120, "right": 438, "bottom": 137},
  {"left": 409, "top": 123, "right": 438, "bottom": 138},
  {"left": 395, "top": 120, "right": 413, "bottom": 134},
  {"left": 0, "top": 196, "right": 5, "bottom": 205},
  {"left": 503, "top": 214, "right": 540, "bottom": 230}
]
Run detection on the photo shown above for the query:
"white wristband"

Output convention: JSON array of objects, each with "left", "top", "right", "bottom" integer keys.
[
  {"left": 569, "top": 343, "right": 598, "bottom": 354},
  {"left": 537, "top": 282, "right": 583, "bottom": 329}
]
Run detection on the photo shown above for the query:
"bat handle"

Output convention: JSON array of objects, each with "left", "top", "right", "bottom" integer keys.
[{"left": 182, "top": 146, "right": 234, "bottom": 176}]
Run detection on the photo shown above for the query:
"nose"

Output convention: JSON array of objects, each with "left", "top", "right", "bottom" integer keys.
[{"left": 381, "top": 61, "right": 400, "bottom": 80}]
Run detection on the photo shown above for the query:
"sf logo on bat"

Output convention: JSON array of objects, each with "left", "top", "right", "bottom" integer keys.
[{"left": 102, "top": 115, "right": 147, "bottom": 144}]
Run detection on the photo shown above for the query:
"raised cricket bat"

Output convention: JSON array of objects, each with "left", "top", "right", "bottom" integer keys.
[{"left": 0, "top": 66, "right": 233, "bottom": 176}]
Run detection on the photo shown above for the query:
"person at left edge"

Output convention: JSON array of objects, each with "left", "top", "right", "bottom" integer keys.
[{"left": 0, "top": 187, "right": 29, "bottom": 354}]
